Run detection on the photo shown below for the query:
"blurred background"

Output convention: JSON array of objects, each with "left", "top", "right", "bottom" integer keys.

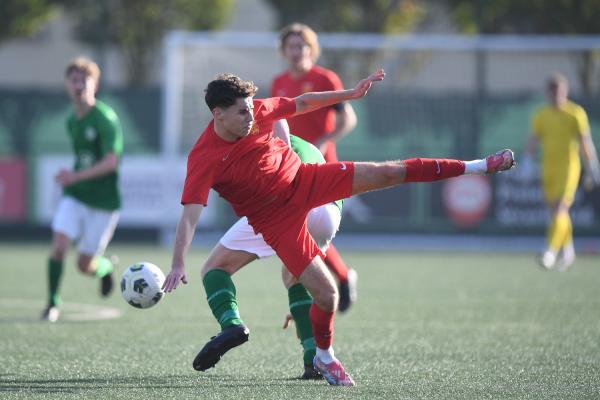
[{"left": 1, "top": 0, "right": 599, "bottom": 250}]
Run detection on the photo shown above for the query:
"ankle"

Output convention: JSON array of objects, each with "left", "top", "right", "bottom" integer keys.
[
  {"left": 464, "top": 159, "right": 487, "bottom": 175},
  {"left": 316, "top": 346, "right": 336, "bottom": 364}
]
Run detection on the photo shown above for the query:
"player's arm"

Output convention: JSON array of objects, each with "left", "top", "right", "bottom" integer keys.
[
  {"left": 55, "top": 152, "right": 119, "bottom": 186},
  {"left": 163, "top": 203, "right": 204, "bottom": 292},
  {"left": 293, "top": 69, "right": 385, "bottom": 116},
  {"left": 580, "top": 130, "right": 600, "bottom": 189},
  {"left": 316, "top": 103, "right": 357, "bottom": 150},
  {"left": 273, "top": 119, "right": 291, "bottom": 146}
]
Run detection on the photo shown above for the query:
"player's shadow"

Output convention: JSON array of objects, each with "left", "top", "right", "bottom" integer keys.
[{"left": 0, "top": 374, "right": 313, "bottom": 394}]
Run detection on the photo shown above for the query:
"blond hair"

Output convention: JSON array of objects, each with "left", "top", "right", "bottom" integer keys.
[
  {"left": 547, "top": 72, "right": 568, "bottom": 91},
  {"left": 65, "top": 57, "right": 101, "bottom": 83},
  {"left": 278, "top": 23, "right": 321, "bottom": 62}
]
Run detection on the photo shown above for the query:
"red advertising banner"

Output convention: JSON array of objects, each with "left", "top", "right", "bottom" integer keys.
[{"left": 0, "top": 158, "right": 26, "bottom": 221}]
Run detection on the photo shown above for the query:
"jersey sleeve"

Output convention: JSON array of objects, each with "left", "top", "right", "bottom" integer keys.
[
  {"left": 254, "top": 97, "right": 297, "bottom": 121},
  {"left": 574, "top": 106, "right": 590, "bottom": 137},
  {"left": 97, "top": 109, "right": 124, "bottom": 156},
  {"left": 180, "top": 151, "right": 215, "bottom": 205}
]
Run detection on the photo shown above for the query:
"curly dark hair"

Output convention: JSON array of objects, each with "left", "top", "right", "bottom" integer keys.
[{"left": 205, "top": 74, "right": 258, "bottom": 110}]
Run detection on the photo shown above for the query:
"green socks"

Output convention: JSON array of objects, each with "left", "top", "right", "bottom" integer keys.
[
  {"left": 47, "top": 256, "right": 114, "bottom": 307},
  {"left": 203, "top": 269, "right": 244, "bottom": 330},
  {"left": 47, "top": 258, "right": 64, "bottom": 307},
  {"left": 288, "top": 283, "right": 316, "bottom": 366},
  {"left": 94, "top": 256, "right": 114, "bottom": 278}
]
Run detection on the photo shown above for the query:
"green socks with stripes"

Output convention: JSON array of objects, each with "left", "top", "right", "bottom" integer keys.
[
  {"left": 288, "top": 283, "right": 316, "bottom": 366},
  {"left": 47, "top": 258, "right": 64, "bottom": 307},
  {"left": 203, "top": 269, "right": 244, "bottom": 330}
]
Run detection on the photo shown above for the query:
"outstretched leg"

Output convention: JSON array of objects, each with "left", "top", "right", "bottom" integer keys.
[{"left": 351, "top": 149, "right": 515, "bottom": 196}]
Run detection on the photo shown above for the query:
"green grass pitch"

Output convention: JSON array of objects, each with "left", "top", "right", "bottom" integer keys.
[{"left": 1, "top": 243, "right": 599, "bottom": 399}]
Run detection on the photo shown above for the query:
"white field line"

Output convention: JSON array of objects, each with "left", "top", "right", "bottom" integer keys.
[{"left": 0, "top": 298, "right": 121, "bottom": 321}]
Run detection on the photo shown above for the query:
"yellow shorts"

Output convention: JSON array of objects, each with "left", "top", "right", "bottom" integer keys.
[{"left": 542, "top": 166, "right": 580, "bottom": 206}]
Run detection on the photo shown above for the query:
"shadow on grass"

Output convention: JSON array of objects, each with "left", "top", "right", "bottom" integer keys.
[{"left": 0, "top": 374, "right": 319, "bottom": 394}]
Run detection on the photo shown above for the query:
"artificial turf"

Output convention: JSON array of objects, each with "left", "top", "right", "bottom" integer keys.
[{"left": 1, "top": 244, "right": 599, "bottom": 399}]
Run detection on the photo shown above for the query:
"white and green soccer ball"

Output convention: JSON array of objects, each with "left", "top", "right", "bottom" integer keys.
[{"left": 120, "top": 262, "right": 165, "bottom": 309}]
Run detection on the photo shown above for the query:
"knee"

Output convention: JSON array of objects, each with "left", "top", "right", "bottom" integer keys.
[
  {"left": 201, "top": 263, "right": 215, "bottom": 278},
  {"left": 201, "top": 263, "right": 232, "bottom": 279},
  {"left": 77, "top": 257, "right": 93, "bottom": 274},
  {"left": 50, "top": 240, "right": 69, "bottom": 261},
  {"left": 323, "top": 286, "right": 339, "bottom": 312},
  {"left": 313, "top": 283, "right": 339, "bottom": 312},
  {"left": 281, "top": 267, "right": 299, "bottom": 289},
  {"left": 307, "top": 206, "right": 340, "bottom": 248},
  {"left": 50, "top": 248, "right": 67, "bottom": 262}
]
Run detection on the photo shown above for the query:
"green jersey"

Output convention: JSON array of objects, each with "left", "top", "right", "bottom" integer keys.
[
  {"left": 64, "top": 100, "right": 123, "bottom": 210},
  {"left": 290, "top": 135, "right": 343, "bottom": 211}
]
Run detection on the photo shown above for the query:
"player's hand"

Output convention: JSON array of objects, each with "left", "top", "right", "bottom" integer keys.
[
  {"left": 55, "top": 169, "right": 78, "bottom": 186},
  {"left": 282, "top": 313, "right": 294, "bottom": 329},
  {"left": 584, "top": 162, "right": 600, "bottom": 192},
  {"left": 352, "top": 69, "right": 385, "bottom": 99},
  {"left": 162, "top": 265, "right": 188, "bottom": 293}
]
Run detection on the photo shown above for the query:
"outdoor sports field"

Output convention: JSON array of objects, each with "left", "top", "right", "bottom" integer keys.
[{"left": 1, "top": 243, "right": 599, "bottom": 399}]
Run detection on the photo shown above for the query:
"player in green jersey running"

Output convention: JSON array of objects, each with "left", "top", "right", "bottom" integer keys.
[{"left": 42, "top": 57, "right": 124, "bottom": 322}]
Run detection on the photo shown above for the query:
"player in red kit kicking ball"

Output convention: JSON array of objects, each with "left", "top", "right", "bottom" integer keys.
[
  {"left": 272, "top": 23, "right": 358, "bottom": 311},
  {"left": 162, "top": 69, "right": 515, "bottom": 386}
]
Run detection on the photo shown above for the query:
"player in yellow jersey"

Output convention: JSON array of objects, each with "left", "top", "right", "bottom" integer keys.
[{"left": 524, "top": 73, "right": 600, "bottom": 270}]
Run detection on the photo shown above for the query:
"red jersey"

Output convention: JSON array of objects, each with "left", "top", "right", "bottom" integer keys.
[
  {"left": 181, "top": 97, "right": 300, "bottom": 217},
  {"left": 270, "top": 65, "right": 344, "bottom": 145}
]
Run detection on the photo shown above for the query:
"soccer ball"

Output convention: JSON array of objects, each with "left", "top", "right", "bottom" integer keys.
[{"left": 120, "top": 262, "right": 165, "bottom": 309}]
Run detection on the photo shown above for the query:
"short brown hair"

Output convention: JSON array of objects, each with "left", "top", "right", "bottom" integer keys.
[
  {"left": 205, "top": 74, "right": 258, "bottom": 111},
  {"left": 65, "top": 57, "right": 101, "bottom": 83},
  {"left": 279, "top": 23, "right": 321, "bottom": 62}
]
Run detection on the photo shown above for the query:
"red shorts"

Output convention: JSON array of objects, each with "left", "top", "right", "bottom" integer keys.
[{"left": 248, "top": 161, "right": 354, "bottom": 278}]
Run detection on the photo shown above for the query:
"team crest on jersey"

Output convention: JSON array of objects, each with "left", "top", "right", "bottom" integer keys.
[
  {"left": 85, "top": 127, "right": 97, "bottom": 141},
  {"left": 301, "top": 82, "right": 314, "bottom": 93},
  {"left": 79, "top": 151, "right": 95, "bottom": 168}
]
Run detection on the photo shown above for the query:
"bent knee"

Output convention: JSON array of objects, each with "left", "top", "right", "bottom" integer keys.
[
  {"left": 281, "top": 267, "right": 299, "bottom": 289},
  {"left": 313, "top": 284, "right": 339, "bottom": 312},
  {"left": 77, "top": 258, "right": 94, "bottom": 274},
  {"left": 50, "top": 249, "right": 67, "bottom": 262}
]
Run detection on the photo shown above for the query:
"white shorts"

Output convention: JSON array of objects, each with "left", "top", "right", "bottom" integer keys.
[
  {"left": 51, "top": 196, "right": 120, "bottom": 255},
  {"left": 220, "top": 203, "right": 341, "bottom": 258}
]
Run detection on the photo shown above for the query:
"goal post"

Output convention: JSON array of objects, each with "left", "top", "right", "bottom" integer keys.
[{"left": 160, "top": 31, "right": 600, "bottom": 235}]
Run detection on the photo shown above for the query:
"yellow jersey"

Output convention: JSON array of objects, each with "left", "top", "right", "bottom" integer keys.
[{"left": 531, "top": 100, "right": 589, "bottom": 203}]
